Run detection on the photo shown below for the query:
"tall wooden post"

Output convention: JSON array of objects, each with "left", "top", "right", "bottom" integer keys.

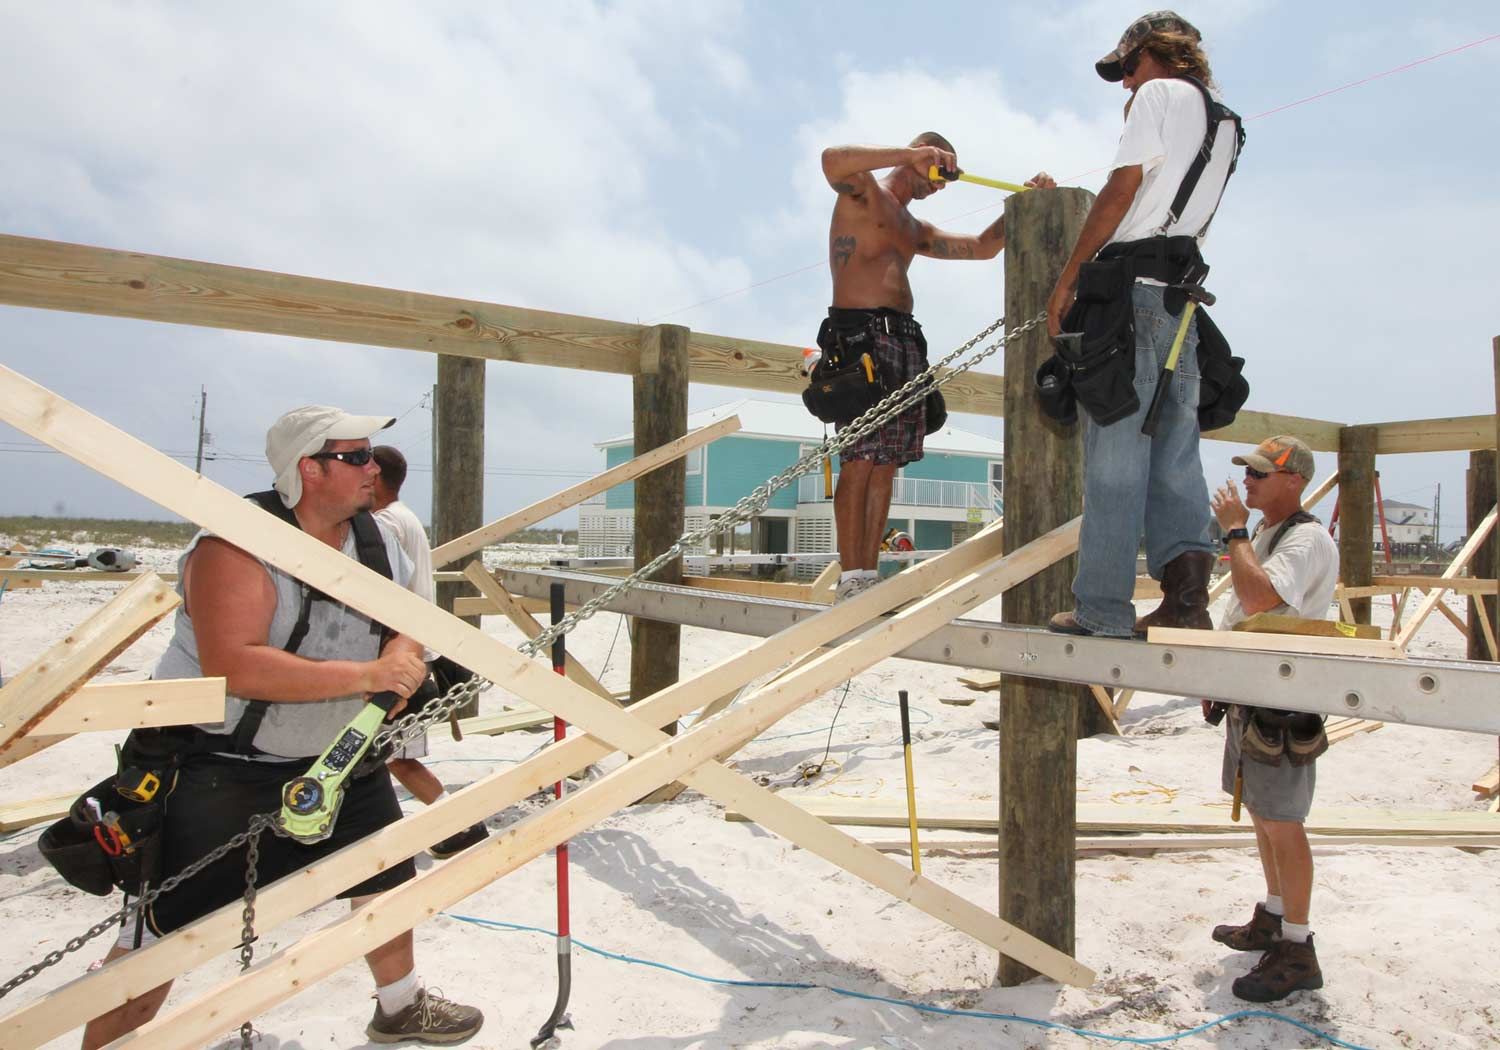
[
  {"left": 1467, "top": 450, "right": 1497, "bottom": 662},
  {"left": 433, "top": 354, "right": 485, "bottom": 717},
  {"left": 1337, "top": 425, "right": 1377, "bottom": 625},
  {"left": 998, "top": 185, "right": 1092, "bottom": 985},
  {"left": 630, "top": 324, "right": 688, "bottom": 729}
]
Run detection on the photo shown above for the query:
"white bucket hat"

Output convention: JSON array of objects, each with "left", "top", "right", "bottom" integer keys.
[{"left": 265, "top": 405, "right": 395, "bottom": 508}]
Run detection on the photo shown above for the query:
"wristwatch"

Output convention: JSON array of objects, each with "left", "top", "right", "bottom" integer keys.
[{"left": 1224, "top": 527, "right": 1250, "bottom": 544}]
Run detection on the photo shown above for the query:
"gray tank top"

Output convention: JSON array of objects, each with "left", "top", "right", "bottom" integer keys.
[{"left": 153, "top": 524, "right": 414, "bottom": 759}]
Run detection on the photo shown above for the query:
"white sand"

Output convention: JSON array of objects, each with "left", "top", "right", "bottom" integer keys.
[{"left": 1, "top": 544, "right": 1497, "bottom": 1049}]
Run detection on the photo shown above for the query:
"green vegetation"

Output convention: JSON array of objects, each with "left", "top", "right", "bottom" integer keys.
[{"left": 0, "top": 516, "right": 198, "bottom": 550}]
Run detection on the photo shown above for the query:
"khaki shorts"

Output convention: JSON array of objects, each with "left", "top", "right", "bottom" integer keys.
[{"left": 1221, "top": 705, "right": 1316, "bottom": 823}]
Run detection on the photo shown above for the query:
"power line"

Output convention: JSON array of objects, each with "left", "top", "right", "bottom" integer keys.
[{"left": 642, "top": 31, "right": 1499, "bottom": 324}]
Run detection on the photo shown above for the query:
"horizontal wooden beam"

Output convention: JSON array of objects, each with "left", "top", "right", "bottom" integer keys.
[
  {"left": 1148, "top": 625, "right": 1405, "bottom": 659},
  {"left": 863, "top": 833, "right": 1500, "bottom": 853},
  {"left": 1339, "top": 576, "right": 1500, "bottom": 598},
  {"left": 0, "top": 572, "right": 179, "bottom": 760},
  {"left": 1366, "top": 414, "right": 1498, "bottom": 454},
  {"left": 1204, "top": 410, "right": 1345, "bottom": 452},
  {"left": 430, "top": 414, "right": 742, "bottom": 566},
  {"left": 33, "top": 678, "right": 225, "bottom": 735},
  {"left": 0, "top": 568, "right": 177, "bottom": 583},
  {"left": 0, "top": 792, "right": 75, "bottom": 832}
]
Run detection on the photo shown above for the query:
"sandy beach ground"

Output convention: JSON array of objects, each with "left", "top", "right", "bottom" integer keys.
[{"left": 1, "top": 541, "right": 1496, "bottom": 1050}]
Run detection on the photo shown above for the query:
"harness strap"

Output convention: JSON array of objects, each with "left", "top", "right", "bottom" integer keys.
[
  {"left": 1262, "top": 509, "right": 1320, "bottom": 556},
  {"left": 1158, "top": 75, "right": 1245, "bottom": 240}
]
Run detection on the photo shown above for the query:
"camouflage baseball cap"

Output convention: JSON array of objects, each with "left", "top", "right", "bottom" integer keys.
[
  {"left": 1232, "top": 435, "right": 1316, "bottom": 480},
  {"left": 1096, "top": 10, "right": 1202, "bottom": 82}
]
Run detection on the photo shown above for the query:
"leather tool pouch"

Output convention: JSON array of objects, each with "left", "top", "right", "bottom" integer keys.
[
  {"left": 1037, "top": 258, "right": 1140, "bottom": 426},
  {"left": 1193, "top": 308, "right": 1249, "bottom": 432},
  {"left": 804, "top": 317, "right": 887, "bottom": 425},
  {"left": 1241, "top": 708, "right": 1328, "bottom": 767}
]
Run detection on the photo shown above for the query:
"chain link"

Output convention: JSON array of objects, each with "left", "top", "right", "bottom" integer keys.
[
  {"left": 0, "top": 311, "right": 1047, "bottom": 1008},
  {"left": 370, "top": 311, "right": 1047, "bottom": 758}
]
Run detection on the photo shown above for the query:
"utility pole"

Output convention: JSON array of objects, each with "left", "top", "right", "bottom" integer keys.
[
  {"left": 1432, "top": 483, "right": 1441, "bottom": 553},
  {"left": 194, "top": 385, "right": 208, "bottom": 473}
]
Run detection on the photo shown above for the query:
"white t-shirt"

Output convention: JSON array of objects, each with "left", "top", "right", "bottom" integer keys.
[
  {"left": 1220, "top": 519, "right": 1340, "bottom": 631},
  {"left": 1108, "top": 77, "right": 1238, "bottom": 247},
  {"left": 376, "top": 499, "right": 437, "bottom": 661}
]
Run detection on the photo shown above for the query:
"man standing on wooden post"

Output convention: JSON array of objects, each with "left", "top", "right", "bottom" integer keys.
[
  {"left": 819, "top": 136, "right": 1052, "bottom": 601},
  {"left": 1207, "top": 434, "right": 1337, "bottom": 1002},
  {"left": 1044, "top": 11, "right": 1245, "bottom": 638}
]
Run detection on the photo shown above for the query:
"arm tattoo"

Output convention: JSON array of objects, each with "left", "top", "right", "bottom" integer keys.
[
  {"left": 927, "top": 237, "right": 974, "bottom": 260},
  {"left": 831, "top": 180, "right": 859, "bottom": 196},
  {"left": 831, "top": 235, "right": 855, "bottom": 268}
]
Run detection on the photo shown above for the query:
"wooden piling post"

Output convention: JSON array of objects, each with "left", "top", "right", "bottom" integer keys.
[
  {"left": 433, "top": 354, "right": 485, "bottom": 717},
  {"left": 1337, "top": 424, "right": 1377, "bottom": 626},
  {"left": 998, "top": 185, "right": 1092, "bottom": 984},
  {"left": 630, "top": 324, "right": 689, "bottom": 728},
  {"left": 1467, "top": 450, "right": 1497, "bottom": 662}
]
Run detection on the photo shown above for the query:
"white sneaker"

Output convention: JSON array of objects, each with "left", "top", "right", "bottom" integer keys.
[{"left": 834, "top": 576, "right": 864, "bottom": 603}]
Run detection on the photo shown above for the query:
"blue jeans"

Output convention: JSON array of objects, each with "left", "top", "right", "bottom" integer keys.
[{"left": 1071, "top": 283, "right": 1214, "bottom": 636}]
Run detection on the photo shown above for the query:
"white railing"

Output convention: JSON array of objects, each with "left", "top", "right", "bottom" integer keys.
[{"left": 798, "top": 474, "right": 998, "bottom": 513}]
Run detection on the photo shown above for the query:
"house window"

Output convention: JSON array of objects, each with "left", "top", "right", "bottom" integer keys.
[
  {"left": 685, "top": 447, "right": 703, "bottom": 474},
  {"left": 989, "top": 461, "right": 1003, "bottom": 504}
]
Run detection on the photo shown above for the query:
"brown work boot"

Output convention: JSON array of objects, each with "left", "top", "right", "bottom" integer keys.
[
  {"left": 1047, "top": 610, "right": 1094, "bottom": 635},
  {"left": 1134, "top": 550, "right": 1216, "bottom": 637},
  {"left": 1232, "top": 936, "right": 1324, "bottom": 1002},
  {"left": 1211, "top": 903, "right": 1282, "bottom": 951},
  {"left": 367, "top": 987, "right": 483, "bottom": 1044}
]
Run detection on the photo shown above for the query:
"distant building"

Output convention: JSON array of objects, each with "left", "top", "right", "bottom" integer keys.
[
  {"left": 578, "top": 398, "right": 1003, "bottom": 573},
  {"left": 1377, "top": 499, "right": 1434, "bottom": 548}
]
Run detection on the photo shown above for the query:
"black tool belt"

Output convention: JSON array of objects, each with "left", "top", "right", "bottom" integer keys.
[
  {"left": 827, "top": 306, "right": 922, "bottom": 339},
  {"left": 1099, "top": 235, "right": 1207, "bottom": 295},
  {"left": 1236, "top": 705, "right": 1329, "bottom": 767}
]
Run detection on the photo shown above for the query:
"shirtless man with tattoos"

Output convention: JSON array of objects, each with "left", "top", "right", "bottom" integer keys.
[{"left": 818, "top": 134, "right": 1052, "bottom": 600}]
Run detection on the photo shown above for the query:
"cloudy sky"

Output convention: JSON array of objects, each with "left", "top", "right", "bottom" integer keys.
[{"left": 1, "top": 1, "right": 1496, "bottom": 540}]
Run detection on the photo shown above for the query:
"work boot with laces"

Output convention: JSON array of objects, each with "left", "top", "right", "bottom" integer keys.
[
  {"left": 1232, "top": 935, "right": 1324, "bottom": 1002},
  {"left": 1134, "top": 550, "right": 1216, "bottom": 637},
  {"left": 1211, "top": 902, "right": 1282, "bottom": 951},
  {"left": 367, "top": 987, "right": 483, "bottom": 1044}
]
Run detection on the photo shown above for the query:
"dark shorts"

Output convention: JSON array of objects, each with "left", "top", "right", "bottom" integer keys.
[
  {"left": 830, "top": 309, "right": 929, "bottom": 467},
  {"left": 146, "top": 756, "right": 415, "bottom": 935}
]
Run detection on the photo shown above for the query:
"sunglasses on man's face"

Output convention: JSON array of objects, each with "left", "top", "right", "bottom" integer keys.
[
  {"left": 310, "top": 448, "right": 374, "bottom": 467},
  {"left": 1243, "top": 466, "right": 1273, "bottom": 480},
  {"left": 1121, "top": 47, "right": 1143, "bottom": 77}
]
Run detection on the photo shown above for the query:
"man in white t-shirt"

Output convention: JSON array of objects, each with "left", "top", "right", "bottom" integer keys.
[
  {"left": 1045, "top": 11, "right": 1240, "bottom": 640},
  {"left": 372, "top": 445, "right": 490, "bottom": 860},
  {"left": 1208, "top": 435, "right": 1337, "bottom": 1002}
]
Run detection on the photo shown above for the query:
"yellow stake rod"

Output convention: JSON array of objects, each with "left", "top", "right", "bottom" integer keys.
[
  {"left": 898, "top": 689, "right": 921, "bottom": 874},
  {"left": 928, "top": 165, "right": 1031, "bottom": 194}
]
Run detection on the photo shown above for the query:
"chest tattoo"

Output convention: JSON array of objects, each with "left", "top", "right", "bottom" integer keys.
[{"left": 831, "top": 235, "right": 856, "bottom": 268}]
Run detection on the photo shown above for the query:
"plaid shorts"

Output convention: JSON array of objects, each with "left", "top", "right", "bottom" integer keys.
[{"left": 834, "top": 316, "right": 928, "bottom": 467}]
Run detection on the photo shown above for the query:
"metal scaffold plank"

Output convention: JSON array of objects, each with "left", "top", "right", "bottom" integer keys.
[{"left": 497, "top": 567, "right": 1500, "bottom": 735}]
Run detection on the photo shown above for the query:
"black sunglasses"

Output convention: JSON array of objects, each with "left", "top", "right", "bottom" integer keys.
[
  {"left": 1121, "top": 47, "right": 1143, "bottom": 77},
  {"left": 1243, "top": 466, "right": 1271, "bottom": 480},
  {"left": 310, "top": 448, "right": 374, "bottom": 467}
]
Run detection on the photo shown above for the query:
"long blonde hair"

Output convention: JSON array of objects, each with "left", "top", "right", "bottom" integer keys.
[{"left": 1141, "top": 29, "right": 1214, "bottom": 88}]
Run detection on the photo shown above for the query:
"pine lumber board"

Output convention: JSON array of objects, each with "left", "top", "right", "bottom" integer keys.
[
  {"left": 808, "top": 560, "right": 840, "bottom": 604},
  {"left": 451, "top": 594, "right": 554, "bottom": 617},
  {"left": 32, "top": 677, "right": 226, "bottom": 735},
  {"left": 0, "top": 550, "right": 42, "bottom": 589},
  {"left": 1365, "top": 414, "right": 1499, "bottom": 455},
  {"left": 1234, "top": 613, "right": 1382, "bottom": 640},
  {"left": 958, "top": 671, "right": 1003, "bottom": 691},
  {"left": 0, "top": 568, "right": 177, "bottom": 583},
  {"left": 1148, "top": 625, "right": 1406, "bottom": 659},
  {"left": 678, "top": 574, "right": 815, "bottom": 602},
  {"left": 859, "top": 833, "right": 1500, "bottom": 853},
  {"left": 1473, "top": 764, "right": 1499, "bottom": 798},
  {"left": 0, "top": 792, "right": 76, "bottom": 832},
  {"left": 1372, "top": 576, "right": 1498, "bottom": 595},
  {"left": 1087, "top": 685, "right": 1121, "bottom": 732},
  {"left": 452, "top": 708, "right": 552, "bottom": 736},
  {"left": 0, "top": 391, "right": 1087, "bottom": 1048},
  {"left": 4, "top": 511, "right": 1021, "bottom": 1050},
  {"left": 1394, "top": 504, "right": 1497, "bottom": 650},
  {"left": 432, "top": 415, "right": 741, "bottom": 566},
  {"left": 0, "top": 572, "right": 179, "bottom": 760},
  {"left": 729, "top": 797, "right": 1500, "bottom": 836}
]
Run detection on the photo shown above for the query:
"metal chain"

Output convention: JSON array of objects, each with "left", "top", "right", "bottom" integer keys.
[
  {"left": 0, "top": 811, "right": 282, "bottom": 1000},
  {"left": 370, "top": 311, "right": 1047, "bottom": 758},
  {"left": 239, "top": 826, "right": 265, "bottom": 1050},
  {"left": 0, "top": 311, "right": 1047, "bottom": 1006}
]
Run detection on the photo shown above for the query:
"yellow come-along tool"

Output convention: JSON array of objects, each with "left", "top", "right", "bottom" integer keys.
[
  {"left": 928, "top": 165, "right": 1031, "bottom": 194},
  {"left": 898, "top": 689, "right": 922, "bottom": 874}
]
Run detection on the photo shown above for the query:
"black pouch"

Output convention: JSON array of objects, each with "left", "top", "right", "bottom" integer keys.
[
  {"left": 1194, "top": 308, "right": 1249, "bottom": 432},
  {"left": 1038, "top": 258, "right": 1140, "bottom": 426},
  {"left": 804, "top": 317, "right": 886, "bottom": 425},
  {"left": 39, "top": 775, "right": 168, "bottom": 896},
  {"left": 924, "top": 388, "right": 947, "bottom": 432}
]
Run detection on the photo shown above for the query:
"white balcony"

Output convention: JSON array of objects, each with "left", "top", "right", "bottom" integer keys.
[{"left": 797, "top": 473, "right": 1000, "bottom": 515}]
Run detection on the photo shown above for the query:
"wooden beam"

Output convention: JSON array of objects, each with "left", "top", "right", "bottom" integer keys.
[
  {"left": 808, "top": 560, "right": 841, "bottom": 604},
  {"left": 1148, "top": 626, "right": 1406, "bottom": 660},
  {"left": 1337, "top": 427, "right": 1377, "bottom": 625},
  {"left": 115, "top": 525, "right": 1097, "bottom": 1049},
  {"left": 1469, "top": 450, "right": 1499, "bottom": 663},
  {"left": 1365, "top": 414, "right": 1498, "bottom": 454},
  {"left": 0, "top": 792, "right": 76, "bottom": 832},
  {"left": 460, "top": 562, "right": 620, "bottom": 707},
  {"left": 0, "top": 568, "right": 176, "bottom": 584},
  {"left": 0, "top": 370, "right": 1093, "bottom": 1041},
  {"left": 451, "top": 707, "right": 551, "bottom": 736},
  {"left": 1393, "top": 505, "right": 1498, "bottom": 650},
  {"left": 863, "top": 832, "right": 1500, "bottom": 853},
  {"left": 1340, "top": 578, "right": 1499, "bottom": 598},
  {"left": 452, "top": 594, "right": 554, "bottom": 617},
  {"left": 0, "top": 572, "right": 178, "bottom": 759},
  {"left": 431, "top": 415, "right": 740, "bottom": 567},
  {"left": 1, "top": 506, "right": 1023, "bottom": 1048},
  {"left": 32, "top": 677, "right": 225, "bottom": 734},
  {"left": 678, "top": 574, "right": 816, "bottom": 602},
  {"left": 1204, "top": 409, "right": 1345, "bottom": 453}
]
